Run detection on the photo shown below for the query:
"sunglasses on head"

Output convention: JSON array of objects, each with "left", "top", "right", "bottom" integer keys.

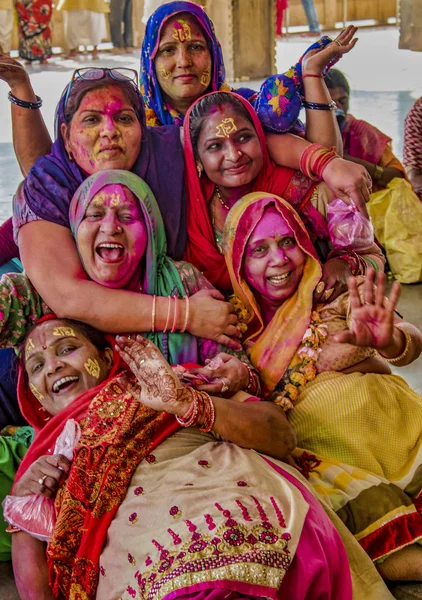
[{"left": 63, "top": 67, "right": 139, "bottom": 110}]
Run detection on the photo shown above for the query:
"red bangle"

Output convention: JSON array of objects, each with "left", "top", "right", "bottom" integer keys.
[{"left": 302, "top": 73, "right": 324, "bottom": 79}]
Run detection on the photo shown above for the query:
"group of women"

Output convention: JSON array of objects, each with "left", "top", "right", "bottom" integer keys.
[{"left": 0, "top": 2, "right": 422, "bottom": 599}]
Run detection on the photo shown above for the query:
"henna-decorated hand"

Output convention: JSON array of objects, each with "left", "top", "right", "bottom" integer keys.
[
  {"left": 115, "top": 335, "right": 192, "bottom": 417},
  {"left": 12, "top": 455, "right": 71, "bottom": 499},
  {"left": 333, "top": 269, "right": 401, "bottom": 349},
  {"left": 302, "top": 26, "right": 358, "bottom": 75}
]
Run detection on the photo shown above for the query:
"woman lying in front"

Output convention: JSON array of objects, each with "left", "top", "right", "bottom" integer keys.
[
  {"left": 9, "top": 316, "right": 353, "bottom": 600},
  {"left": 221, "top": 192, "right": 422, "bottom": 580}
]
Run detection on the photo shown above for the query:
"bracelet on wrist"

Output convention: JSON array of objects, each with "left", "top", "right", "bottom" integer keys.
[
  {"left": 8, "top": 91, "right": 43, "bottom": 110},
  {"left": 378, "top": 327, "right": 411, "bottom": 364},
  {"left": 300, "top": 143, "right": 339, "bottom": 181},
  {"left": 373, "top": 164, "right": 384, "bottom": 183},
  {"left": 302, "top": 99, "right": 336, "bottom": 111},
  {"left": 302, "top": 73, "right": 324, "bottom": 79},
  {"left": 176, "top": 388, "right": 215, "bottom": 432}
]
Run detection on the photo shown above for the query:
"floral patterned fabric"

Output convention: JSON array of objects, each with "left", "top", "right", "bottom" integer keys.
[
  {"left": 96, "top": 428, "right": 311, "bottom": 600},
  {"left": 0, "top": 272, "right": 51, "bottom": 349},
  {"left": 15, "top": 0, "right": 52, "bottom": 61}
]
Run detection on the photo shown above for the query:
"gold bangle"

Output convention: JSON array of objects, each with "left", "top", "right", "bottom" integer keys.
[
  {"left": 378, "top": 327, "right": 411, "bottom": 364},
  {"left": 373, "top": 164, "right": 384, "bottom": 182}
]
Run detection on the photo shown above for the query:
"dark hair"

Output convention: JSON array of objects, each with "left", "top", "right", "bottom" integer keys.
[
  {"left": 63, "top": 76, "right": 141, "bottom": 127},
  {"left": 324, "top": 68, "right": 350, "bottom": 95},
  {"left": 21, "top": 318, "right": 112, "bottom": 366},
  {"left": 189, "top": 92, "right": 254, "bottom": 157}
]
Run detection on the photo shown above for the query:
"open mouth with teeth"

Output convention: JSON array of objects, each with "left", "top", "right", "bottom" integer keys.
[
  {"left": 96, "top": 243, "right": 125, "bottom": 262},
  {"left": 52, "top": 376, "right": 79, "bottom": 394},
  {"left": 267, "top": 271, "right": 292, "bottom": 285}
]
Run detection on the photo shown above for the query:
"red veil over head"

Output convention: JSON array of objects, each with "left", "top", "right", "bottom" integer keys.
[{"left": 182, "top": 91, "right": 325, "bottom": 293}]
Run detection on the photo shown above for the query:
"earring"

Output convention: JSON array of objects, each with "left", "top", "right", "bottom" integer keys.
[
  {"left": 68, "top": 151, "right": 73, "bottom": 161},
  {"left": 196, "top": 162, "right": 203, "bottom": 178}
]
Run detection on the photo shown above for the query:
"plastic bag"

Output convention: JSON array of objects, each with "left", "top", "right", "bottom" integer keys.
[
  {"left": 368, "top": 178, "right": 422, "bottom": 283},
  {"left": 2, "top": 419, "right": 80, "bottom": 542},
  {"left": 327, "top": 198, "right": 374, "bottom": 250}
]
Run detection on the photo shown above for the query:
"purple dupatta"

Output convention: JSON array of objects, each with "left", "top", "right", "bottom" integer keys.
[{"left": 20, "top": 81, "right": 186, "bottom": 260}]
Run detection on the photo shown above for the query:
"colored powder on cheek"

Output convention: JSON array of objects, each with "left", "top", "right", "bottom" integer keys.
[
  {"left": 30, "top": 383, "right": 44, "bottom": 401},
  {"left": 84, "top": 358, "right": 100, "bottom": 378},
  {"left": 200, "top": 68, "right": 211, "bottom": 86},
  {"left": 158, "top": 67, "right": 171, "bottom": 80}
]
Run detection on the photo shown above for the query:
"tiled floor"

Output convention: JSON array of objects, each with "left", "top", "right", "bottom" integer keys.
[{"left": 1, "top": 26, "right": 422, "bottom": 599}]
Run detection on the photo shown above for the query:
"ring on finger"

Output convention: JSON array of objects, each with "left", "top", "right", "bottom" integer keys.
[
  {"left": 220, "top": 379, "right": 229, "bottom": 394},
  {"left": 316, "top": 281, "right": 325, "bottom": 295},
  {"left": 333, "top": 39, "right": 342, "bottom": 47},
  {"left": 38, "top": 474, "right": 47, "bottom": 487},
  {"left": 323, "top": 288, "right": 334, "bottom": 301}
]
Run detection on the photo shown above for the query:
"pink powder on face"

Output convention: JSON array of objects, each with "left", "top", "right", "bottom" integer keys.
[
  {"left": 250, "top": 207, "right": 293, "bottom": 241},
  {"left": 67, "top": 87, "right": 141, "bottom": 175},
  {"left": 77, "top": 184, "right": 148, "bottom": 290},
  {"left": 243, "top": 207, "right": 306, "bottom": 320}
]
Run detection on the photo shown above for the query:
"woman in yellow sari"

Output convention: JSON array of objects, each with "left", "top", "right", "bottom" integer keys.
[{"left": 223, "top": 191, "right": 422, "bottom": 581}]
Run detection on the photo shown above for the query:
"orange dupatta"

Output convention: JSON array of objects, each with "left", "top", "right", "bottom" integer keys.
[{"left": 224, "top": 193, "right": 322, "bottom": 396}]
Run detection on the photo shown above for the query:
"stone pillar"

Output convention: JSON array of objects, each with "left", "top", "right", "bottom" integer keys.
[
  {"left": 205, "top": 0, "right": 275, "bottom": 81},
  {"left": 399, "top": 0, "right": 422, "bottom": 52}
]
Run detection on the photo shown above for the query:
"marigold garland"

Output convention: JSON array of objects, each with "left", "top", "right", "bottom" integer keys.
[{"left": 271, "top": 311, "right": 327, "bottom": 412}]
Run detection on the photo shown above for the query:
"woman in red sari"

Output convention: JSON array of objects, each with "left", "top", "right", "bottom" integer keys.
[
  {"left": 183, "top": 90, "right": 384, "bottom": 297},
  {"left": 8, "top": 316, "right": 359, "bottom": 600}
]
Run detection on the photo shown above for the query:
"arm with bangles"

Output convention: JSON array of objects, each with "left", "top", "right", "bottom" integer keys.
[
  {"left": 12, "top": 532, "right": 53, "bottom": 600},
  {"left": 117, "top": 335, "right": 295, "bottom": 461},
  {"left": 19, "top": 221, "right": 241, "bottom": 349},
  {"left": 334, "top": 270, "right": 422, "bottom": 368},
  {"left": 298, "top": 27, "right": 363, "bottom": 154},
  {"left": 0, "top": 54, "right": 52, "bottom": 175}
]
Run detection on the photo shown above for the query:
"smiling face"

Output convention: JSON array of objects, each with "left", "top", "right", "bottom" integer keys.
[
  {"left": 76, "top": 184, "right": 148, "bottom": 289},
  {"left": 25, "top": 320, "right": 113, "bottom": 416},
  {"left": 196, "top": 105, "right": 263, "bottom": 190},
  {"left": 61, "top": 86, "right": 142, "bottom": 175},
  {"left": 243, "top": 207, "right": 306, "bottom": 315},
  {"left": 154, "top": 13, "right": 212, "bottom": 113}
]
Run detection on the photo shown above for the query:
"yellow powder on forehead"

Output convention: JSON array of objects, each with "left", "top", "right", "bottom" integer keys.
[
  {"left": 215, "top": 118, "right": 237, "bottom": 138},
  {"left": 25, "top": 338, "right": 35, "bottom": 360},
  {"left": 172, "top": 20, "right": 192, "bottom": 43},
  {"left": 84, "top": 358, "right": 100, "bottom": 379},
  {"left": 53, "top": 327, "right": 76, "bottom": 337},
  {"left": 110, "top": 193, "right": 121, "bottom": 207}
]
